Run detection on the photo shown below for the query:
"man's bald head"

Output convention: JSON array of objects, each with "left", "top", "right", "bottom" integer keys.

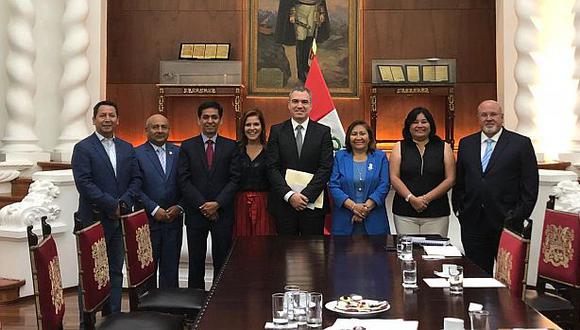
[
  {"left": 145, "top": 114, "right": 170, "bottom": 146},
  {"left": 477, "top": 100, "right": 504, "bottom": 137}
]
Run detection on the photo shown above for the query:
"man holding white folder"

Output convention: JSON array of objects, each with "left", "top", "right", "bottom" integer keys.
[{"left": 266, "top": 86, "right": 334, "bottom": 235}]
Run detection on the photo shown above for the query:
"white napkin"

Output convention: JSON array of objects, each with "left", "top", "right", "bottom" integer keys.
[
  {"left": 327, "top": 318, "right": 418, "bottom": 330},
  {"left": 423, "top": 246, "right": 463, "bottom": 257},
  {"left": 423, "top": 278, "right": 505, "bottom": 288}
]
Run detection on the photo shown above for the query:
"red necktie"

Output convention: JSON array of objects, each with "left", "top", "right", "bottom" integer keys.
[{"left": 206, "top": 140, "right": 214, "bottom": 168}]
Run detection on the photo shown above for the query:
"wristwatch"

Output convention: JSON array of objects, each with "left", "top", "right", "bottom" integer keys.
[{"left": 405, "top": 193, "right": 413, "bottom": 203}]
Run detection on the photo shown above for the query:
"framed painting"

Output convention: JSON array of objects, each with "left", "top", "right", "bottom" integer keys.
[{"left": 249, "top": 0, "right": 358, "bottom": 96}]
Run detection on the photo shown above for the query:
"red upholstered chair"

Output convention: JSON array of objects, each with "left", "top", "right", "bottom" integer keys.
[
  {"left": 27, "top": 219, "right": 65, "bottom": 330},
  {"left": 495, "top": 228, "right": 530, "bottom": 300},
  {"left": 525, "top": 205, "right": 579, "bottom": 329},
  {"left": 120, "top": 209, "right": 206, "bottom": 322},
  {"left": 73, "top": 212, "right": 184, "bottom": 330}
]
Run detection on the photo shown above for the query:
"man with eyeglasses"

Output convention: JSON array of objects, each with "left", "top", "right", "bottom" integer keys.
[
  {"left": 266, "top": 86, "right": 333, "bottom": 235},
  {"left": 452, "top": 100, "right": 539, "bottom": 274}
]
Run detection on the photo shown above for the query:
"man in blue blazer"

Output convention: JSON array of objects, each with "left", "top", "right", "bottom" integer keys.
[
  {"left": 452, "top": 100, "right": 539, "bottom": 274},
  {"left": 135, "top": 114, "right": 183, "bottom": 288},
  {"left": 178, "top": 101, "right": 240, "bottom": 289},
  {"left": 72, "top": 100, "right": 142, "bottom": 314}
]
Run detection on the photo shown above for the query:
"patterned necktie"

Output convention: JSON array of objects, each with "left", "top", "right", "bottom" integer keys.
[
  {"left": 481, "top": 138, "right": 494, "bottom": 171},
  {"left": 157, "top": 147, "right": 166, "bottom": 174},
  {"left": 206, "top": 140, "right": 214, "bottom": 168},
  {"left": 295, "top": 125, "right": 303, "bottom": 157}
]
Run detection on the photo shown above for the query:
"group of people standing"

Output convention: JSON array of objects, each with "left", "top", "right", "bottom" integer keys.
[{"left": 71, "top": 86, "right": 538, "bottom": 315}]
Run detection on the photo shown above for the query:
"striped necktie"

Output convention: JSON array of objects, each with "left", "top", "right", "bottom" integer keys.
[{"left": 481, "top": 138, "right": 494, "bottom": 171}]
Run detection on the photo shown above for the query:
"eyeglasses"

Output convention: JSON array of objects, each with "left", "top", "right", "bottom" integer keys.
[{"left": 478, "top": 112, "right": 502, "bottom": 119}]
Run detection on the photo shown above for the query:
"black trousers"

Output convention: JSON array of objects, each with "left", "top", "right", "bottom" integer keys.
[
  {"left": 186, "top": 219, "right": 233, "bottom": 289},
  {"left": 460, "top": 212, "right": 502, "bottom": 275},
  {"left": 296, "top": 37, "right": 314, "bottom": 82},
  {"left": 275, "top": 207, "right": 325, "bottom": 236}
]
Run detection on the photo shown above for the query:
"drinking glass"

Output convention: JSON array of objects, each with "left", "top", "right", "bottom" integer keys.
[
  {"left": 397, "top": 235, "right": 408, "bottom": 259},
  {"left": 290, "top": 290, "right": 308, "bottom": 325},
  {"left": 400, "top": 240, "right": 413, "bottom": 261},
  {"left": 402, "top": 260, "right": 417, "bottom": 288},
  {"left": 272, "top": 293, "right": 288, "bottom": 325},
  {"left": 469, "top": 310, "right": 490, "bottom": 330},
  {"left": 306, "top": 292, "right": 323, "bottom": 328},
  {"left": 448, "top": 265, "right": 463, "bottom": 295},
  {"left": 284, "top": 284, "right": 300, "bottom": 321}
]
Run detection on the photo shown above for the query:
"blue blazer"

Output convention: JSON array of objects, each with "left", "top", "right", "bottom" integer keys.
[
  {"left": 329, "top": 149, "right": 390, "bottom": 235},
  {"left": 72, "top": 133, "right": 142, "bottom": 232},
  {"left": 135, "top": 142, "right": 183, "bottom": 230}
]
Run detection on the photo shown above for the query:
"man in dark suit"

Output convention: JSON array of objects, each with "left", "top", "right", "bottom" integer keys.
[
  {"left": 266, "top": 86, "right": 334, "bottom": 235},
  {"left": 177, "top": 101, "right": 239, "bottom": 289},
  {"left": 452, "top": 100, "right": 539, "bottom": 274},
  {"left": 135, "top": 114, "right": 183, "bottom": 288},
  {"left": 72, "top": 100, "right": 142, "bottom": 313}
]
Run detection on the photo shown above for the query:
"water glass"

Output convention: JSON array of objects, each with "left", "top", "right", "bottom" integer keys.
[
  {"left": 469, "top": 310, "right": 490, "bottom": 330},
  {"left": 448, "top": 265, "right": 464, "bottom": 295},
  {"left": 306, "top": 292, "right": 323, "bottom": 328},
  {"left": 402, "top": 260, "right": 417, "bottom": 288},
  {"left": 400, "top": 240, "right": 413, "bottom": 261},
  {"left": 397, "top": 235, "right": 408, "bottom": 258},
  {"left": 272, "top": 293, "right": 288, "bottom": 325},
  {"left": 284, "top": 284, "right": 300, "bottom": 320},
  {"left": 290, "top": 290, "right": 308, "bottom": 325}
]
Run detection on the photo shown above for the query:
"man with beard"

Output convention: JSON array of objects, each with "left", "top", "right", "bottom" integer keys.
[{"left": 452, "top": 100, "right": 539, "bottom": 274}]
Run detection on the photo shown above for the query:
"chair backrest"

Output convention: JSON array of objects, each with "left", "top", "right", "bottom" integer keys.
[
  {"left": 495, "top": 228, "right": 530, "bottom": 300},
  {"left": 538, "top": 209, "right": 580, "bottom": 288},
  {"left": 27, "top": 224, "right": 65, "bottom": 330},
  {"left": 121, "top": 209, "right": 155, "bottom": 287},
  {"left": 74, "top": 218, "right": 112, "bottom": 313}
]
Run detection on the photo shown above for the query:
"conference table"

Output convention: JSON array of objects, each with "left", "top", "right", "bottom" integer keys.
[{"left": 193, "top": 236, "right": 560, "bottom": 329}]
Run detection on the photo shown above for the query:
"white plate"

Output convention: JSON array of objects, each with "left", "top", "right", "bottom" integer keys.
[{"left": 324, "top": 300, "right": 390, "bottom": 316}]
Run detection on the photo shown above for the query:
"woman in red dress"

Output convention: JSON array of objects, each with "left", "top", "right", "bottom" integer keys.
[{"left": 234, "top": 109, "right": 276, "bottom": 236}]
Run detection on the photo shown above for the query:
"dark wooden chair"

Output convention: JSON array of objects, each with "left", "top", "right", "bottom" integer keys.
[
  {"left": 27, "top": 217, "right": 65, "bottom": 330},
  {"left": 120, "top": 209, "right": 206, "bottom": 324},
  {"left": 73, "top": 211, "right": 184, "bottom": 330},
  {"left": 525, "top": 198, "right": 579, "bottom": 329}
]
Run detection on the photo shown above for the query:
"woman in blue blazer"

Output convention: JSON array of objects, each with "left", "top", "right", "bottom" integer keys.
[{"left": 329, "top": 120, "right": 390, "bottom": 235}]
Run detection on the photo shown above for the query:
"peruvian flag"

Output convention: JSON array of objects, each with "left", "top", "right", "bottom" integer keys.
[
  {"left": 305, "top": 40, "right": 345, "bottom": 235},
  {"left": 305, "top": 41, "right": 346, "bottom": 151}
]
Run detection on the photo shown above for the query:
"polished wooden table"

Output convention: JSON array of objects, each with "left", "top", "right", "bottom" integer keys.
[{"left": 193, "top": 236, "right": 559, "bottom": 329}]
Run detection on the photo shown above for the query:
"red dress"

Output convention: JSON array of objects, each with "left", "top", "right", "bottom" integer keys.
[{"left": 234, "top": 148, "right": 276, "bottom": 237}]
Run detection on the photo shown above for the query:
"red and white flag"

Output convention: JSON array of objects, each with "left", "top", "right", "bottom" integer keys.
[{"left": 305, "top": 41, "right": 346, "bottom": 150}]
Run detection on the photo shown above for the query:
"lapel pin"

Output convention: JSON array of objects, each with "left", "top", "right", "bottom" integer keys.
[
  {"left": 169, "top": 151, "right": 173, "bottom": 155},
  {"left": 368, "top": 163, "right": 373, "bottom": 171}
]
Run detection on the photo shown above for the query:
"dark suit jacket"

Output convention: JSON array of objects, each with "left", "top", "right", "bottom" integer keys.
[
  {"left": 177, "top": 135, "right": 240, "bottom": 228},
  {"left": 135, "top": 142, "right": 183, "bottom": 230},
  {"left": 451, "top": 128, "right": 539, "bottom": 231},
  {"left": 266, "top": 119, "right": 334, "bottom": 217},
  {"left": 72, "top": 133, "right": 142, "bottom": 231}
]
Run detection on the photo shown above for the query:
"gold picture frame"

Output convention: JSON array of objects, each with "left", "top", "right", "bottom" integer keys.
[
  {"left": 248, "top": 0, "right": 359, "bottom": 96},
  {"left": 179, "top": 43, "right": 231, "bottom": 60}
]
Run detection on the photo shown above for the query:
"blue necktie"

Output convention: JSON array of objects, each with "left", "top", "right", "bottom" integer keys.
[{"left": 481, "top": 138, "right": 494, "bottom": 171}]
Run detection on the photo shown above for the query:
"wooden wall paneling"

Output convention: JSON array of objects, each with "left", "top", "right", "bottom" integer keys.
[
  {"left": 364, "top": 0, "right": 494, "bottom": 10},
  {"left": 452, "top": 83, "right": 497, "bottom": 139},
  {"left": 116, "top": 0, "right": 243, "bottom": 11},
  {"left": 108, "top": 10, "right": 243, "bottom": 84},
  {"left": 455, "top": 9, "right": 496, "bottom": 82},
  {"left": 106, "top": 83, "right": 159, "bottom": 146}
]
